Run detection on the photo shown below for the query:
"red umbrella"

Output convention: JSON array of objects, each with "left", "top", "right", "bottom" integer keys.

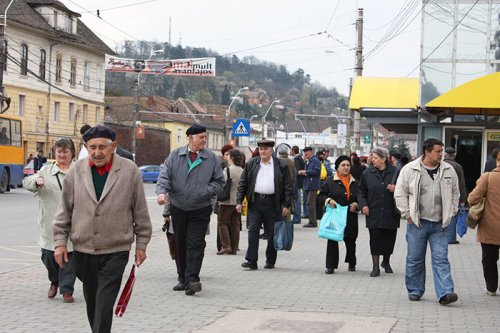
[{"left": 115, "top": 265, "right": 138, "bottom": 317}]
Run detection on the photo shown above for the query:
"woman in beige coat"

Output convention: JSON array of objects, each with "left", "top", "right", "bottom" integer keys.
[
  {"left": 23, "top": 138, "right": 76, "bottom": 303},
  {"left": 468, "top": 153, "right": 500, "bottom": 296}
]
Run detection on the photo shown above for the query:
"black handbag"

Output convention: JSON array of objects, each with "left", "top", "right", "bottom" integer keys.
[{"left": 217, "top": 167, "right": 232, "bottom": 201}]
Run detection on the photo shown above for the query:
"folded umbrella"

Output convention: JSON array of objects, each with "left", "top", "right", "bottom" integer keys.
[{"left": 115, "top": 264, "right": 138, "bottom": 317}]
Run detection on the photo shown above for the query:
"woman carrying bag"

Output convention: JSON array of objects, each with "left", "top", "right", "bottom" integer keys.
[
  {"left": 467, "top": 153, "right": 500, "bottom": 296},
  {"left": 357, "top": 147, "right": 400, "bottom": 277},
  {"left": 318, "top": 156, "right": 359, "bottom": 274}
]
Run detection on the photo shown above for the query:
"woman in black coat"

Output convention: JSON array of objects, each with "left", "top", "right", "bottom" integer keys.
[
  {"left": 357, "top": 147, "right": 400, "bottom": 277},
  {"left": 319, "top": 156, "right": 359, "bottom": 274}
]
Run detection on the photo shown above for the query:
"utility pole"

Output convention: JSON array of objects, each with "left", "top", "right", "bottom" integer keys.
[
  {"left": 0, "top": 1, "right": 15, "bottom": 114},
  {"left": 353, "top": 8, "right": 364, "bottom": 152},
  {"left": 131, "top": 76, "right": 139, "bottom": 157}
]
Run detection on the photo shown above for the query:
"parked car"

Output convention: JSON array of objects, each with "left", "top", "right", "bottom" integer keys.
[
  {"left": 139, "top": 165, "right": 161, "bottom": 183},
  {"left": 23, "top": 161, "right": 35, "bottom": 176}
]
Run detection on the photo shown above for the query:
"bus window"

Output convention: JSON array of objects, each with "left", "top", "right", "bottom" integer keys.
[{"left": 0, "top": 122, "right": 10, "bottom": 145}]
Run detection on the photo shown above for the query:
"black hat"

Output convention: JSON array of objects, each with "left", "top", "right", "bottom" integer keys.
[
  {"left": 186, "top": 124, "right": 206, "bottom": 136},
  {"left": 257, "top": 139, "right": 275, "bottom": 148},
  {"left": 82, "top": 125, "right": 116, "bottom": 143},
  {"left": 302, "top": 146, "right": 313, "bottom": 152},
  {"left": 334, "top": 155, "right": 351, "bottom": 170},
  {"left": 445, "top": 147, "right": 455, "bottom": 154}
]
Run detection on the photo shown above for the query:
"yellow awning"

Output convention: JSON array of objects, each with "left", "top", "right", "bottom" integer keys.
[
  {"left": 426, "top": 72, "right": 500, "bottom": 109},
  {"left": 349, "top": 77, "right": 419, "bottom": 110}
]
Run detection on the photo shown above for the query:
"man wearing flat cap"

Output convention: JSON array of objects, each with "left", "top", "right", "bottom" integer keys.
[
  {"left": 443, "top": 147, "right": 467, "bottom": 244},
  {"left": 53, "top": 125, "right": 152, "bottom": 332},
  {"left": 236, "top": 139, "right": 293, "bottom": 270},
  {"left": 298, "top": 147, "right": 321, "bottom": 227},
  {"left": 156, "top": 123, "right": 224, "bottom": 295}
]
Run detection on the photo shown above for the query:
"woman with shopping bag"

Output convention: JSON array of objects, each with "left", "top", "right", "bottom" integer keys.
[
  {"left": 467, "top": 153, "right": 500, "bottom": 296},
  {"left": 318, "top": 156, "right": 359, "bottom": 274}
]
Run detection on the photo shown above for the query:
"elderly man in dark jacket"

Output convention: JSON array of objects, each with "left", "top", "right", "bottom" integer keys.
[
  {"left": 299, "top": 147, "right": 321, "bottom": 227},
  {"left": 236, "top": 139, "right": 293, "bottom": 270},
  {"left": 156, "top": 124, "right": 224, "bottom": 296}
]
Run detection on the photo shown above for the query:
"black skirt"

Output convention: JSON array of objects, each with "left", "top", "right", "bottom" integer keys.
[{"left": 368, "top": 228, "right": 397, "bottom": 255}]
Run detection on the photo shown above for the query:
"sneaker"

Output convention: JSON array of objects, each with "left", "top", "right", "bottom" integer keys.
[
  {"left": 485, "top": 289, "right": 497, "bottom": 296},
  {"left": 408, "top": 294, "right": 421, "bottom": 301},
  {"left": 439, "top": 292, "right": 458, "bottom": 305}
]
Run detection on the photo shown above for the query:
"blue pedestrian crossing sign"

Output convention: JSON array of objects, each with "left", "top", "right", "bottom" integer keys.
[{"left": 232, "top": 118, "right": 250, "bottom": 137}]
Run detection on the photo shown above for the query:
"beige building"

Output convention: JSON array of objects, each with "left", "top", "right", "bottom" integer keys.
[{"left": 0, "top": 0, "right": 113, "bottom": 159}]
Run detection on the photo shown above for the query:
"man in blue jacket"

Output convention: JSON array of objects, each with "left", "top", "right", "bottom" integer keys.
[
  {"left": 299, "top": 147, "right": 321, "bottom": 227},
  {"left": 156, "top": 124, "right": 224, "bottom": 296}
]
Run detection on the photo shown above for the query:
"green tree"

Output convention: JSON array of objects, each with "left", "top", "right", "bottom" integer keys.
[
  {"left": 221, "top": 85, "right": 231, "bottom": 105},
  {"left": 193, "top": 90, "right": 214, "bottom": 104},
  {"left": 174, "top": 81, "right": 186, "bottom": 99}
]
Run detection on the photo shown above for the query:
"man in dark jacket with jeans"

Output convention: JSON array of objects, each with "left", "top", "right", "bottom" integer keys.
[
  {"left": 156, "top": 124, "right": 224, "bottom": 296},
  {"left": 236, "top": 139, "right": 293, "bottom": 270},
  {"left": 299, "top": 147, "right": 321, "bottom": 227}
]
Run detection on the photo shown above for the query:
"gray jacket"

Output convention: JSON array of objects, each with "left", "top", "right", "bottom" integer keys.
[{"left": 156, "top": 145, "right": 224, "bottom": 211}]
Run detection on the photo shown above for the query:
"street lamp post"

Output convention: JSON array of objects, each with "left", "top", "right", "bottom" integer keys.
[
  {"left": 224, "top": 86, "right": 249, "bottom": 143},
  {"left": 262, "top": 99, "right": 280, "bottom": 139},
  {"left": 132, "top": 48, "right": 164, "bottom": 157}
]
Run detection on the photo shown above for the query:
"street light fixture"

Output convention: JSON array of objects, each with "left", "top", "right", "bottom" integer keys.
[
  {"left": 262, "top": 99, "right": 280, "bottom": 139},
  {"left": 132, "top": 48, "right": 165, "bottom": 157},
  {"left": 224, "top": 86, "right": 249, "bottom": 143}
]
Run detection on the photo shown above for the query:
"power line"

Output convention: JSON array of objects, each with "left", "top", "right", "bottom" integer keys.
[{"left": 406, "top": 0, "right": 480, "bottom": 77}]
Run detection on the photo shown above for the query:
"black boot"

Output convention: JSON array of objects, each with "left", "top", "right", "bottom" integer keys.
[
  {"left": 381, "top": 255, "right": 393, "bottom": 273},
  {"left": 370, "top": 255, "right": 380, "bottom": 277}
]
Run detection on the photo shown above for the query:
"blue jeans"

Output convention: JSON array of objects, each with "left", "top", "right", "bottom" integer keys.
[
  {"left": 405, "top": 219, "right": 455, "bottom": 300},
  {"left": 302, "top": 189, "right": 309, "bottom": 217},
  {"left": 292, "top": 184, "right": 302, "bottom": 223},
  {"left": 447, "top": 215, "right": 458, "bottom": 243}
]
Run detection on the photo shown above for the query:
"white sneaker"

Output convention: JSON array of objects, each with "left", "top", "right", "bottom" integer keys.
[{"left": 485, "top": 289, "right": 497, "bottom": 296}]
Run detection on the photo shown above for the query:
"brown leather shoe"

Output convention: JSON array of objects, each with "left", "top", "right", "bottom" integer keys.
[
  {"left": 47, "top": 283, "right": 58, "bottom": 299},
  {"left": 63, "top": 293, "right": 74, "bottom": 303}
]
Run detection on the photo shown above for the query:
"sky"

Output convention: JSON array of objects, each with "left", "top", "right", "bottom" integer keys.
[{"left": 61, "top": 0, "right": 422, "bottom": 96}]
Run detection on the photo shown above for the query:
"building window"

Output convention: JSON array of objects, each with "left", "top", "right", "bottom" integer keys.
[
  {"left": 18, "top": 95, "right": 25, "bottom": 116},
  {"left": 82, "top": 104, "right": 88, "bottom": 123},
  {"left": 95, "top": 106, "right": 100, "bottom": 123},
  {"left": 96, "top": 65, "right": 102, "bottom": 92},
  {"left": 69, "top": 103, "right": 75, "bottom": 121},
  {"left": 84, "top": 62, "right": 90, "bottom": 90},
  {"left": 70, "top": 58, "right": 76, "bottom": 86},
  {"left": 3, "top": 40, "right": 7, "bottom": 71},
  {"left": 39, "top": 49, "right": 46, "bottom": 80},
  {"left": 65, "top": 16, "right": 72, "bottom": 33},
  {"left": 53, "top": 11, "right": 58, "bottom": 29},
  {"left": 177, "top": 128, "right": 182, "bottom": 144},
  {"left": 20, "top": 43, "right": 28, "bottom": 75},
  {"left": 54, "top": 102, "right": 60, "bottom": 122},
  {"left": 38, "top": 105, "right": 43, "bottom": 114},
  {"left": 55, "top": 54, "right": 62, "bottom": 83}
]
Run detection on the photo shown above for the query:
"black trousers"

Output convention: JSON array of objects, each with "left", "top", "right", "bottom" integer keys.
[
  {"left": 74, "top": 251, "right": 129, "bottom": 333},
  {"left": 325, "top": 236, "right": 357, "bottom": 269},
  {"left": 246, "top": 194, "right": 280, "bottom": 265},
  {"left": 41, "top": 248, "right": 76, "bottom": 294},
  {"left": 171, "top": 205, "right": 212, "bottom": 284},
  {"left": 481, "top": 243, "right": 500, "bottom": 293}
]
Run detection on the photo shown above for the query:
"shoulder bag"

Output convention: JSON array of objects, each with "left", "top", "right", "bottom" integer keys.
[
  {"left": 466, "top": 172, "right": 491, "bottom": 229},
  {"left": 217, "top": 167, "right": 232, "bottom": 201}
]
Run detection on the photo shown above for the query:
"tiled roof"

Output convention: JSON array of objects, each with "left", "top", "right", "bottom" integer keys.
[{"left": 1, "top": 0, "right": 114, "bottom": 55}]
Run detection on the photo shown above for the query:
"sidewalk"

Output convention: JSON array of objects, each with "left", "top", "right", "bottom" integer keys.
[{"left": 0, "top": 213, "right": 498, "bottom": 333}]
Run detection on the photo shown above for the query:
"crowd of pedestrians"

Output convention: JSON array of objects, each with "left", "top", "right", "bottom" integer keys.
[{"left": 22, "top": 121, "right": 500, "bottom": 333}]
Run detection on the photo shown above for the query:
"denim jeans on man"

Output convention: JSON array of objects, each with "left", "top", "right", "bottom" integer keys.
[
  {"left": 406, "top": 219, "right": 455, "bottom": 300},
  {"left": 292, "top": 182, "right": 302, "bottom": 223},
  {"left": 447, "top": 215, "right": 458, "bottom": 243}
]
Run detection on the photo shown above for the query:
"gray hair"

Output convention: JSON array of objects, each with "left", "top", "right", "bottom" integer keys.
[{"left": 372, "top": 147, "right": 389, "bottom": 162}]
